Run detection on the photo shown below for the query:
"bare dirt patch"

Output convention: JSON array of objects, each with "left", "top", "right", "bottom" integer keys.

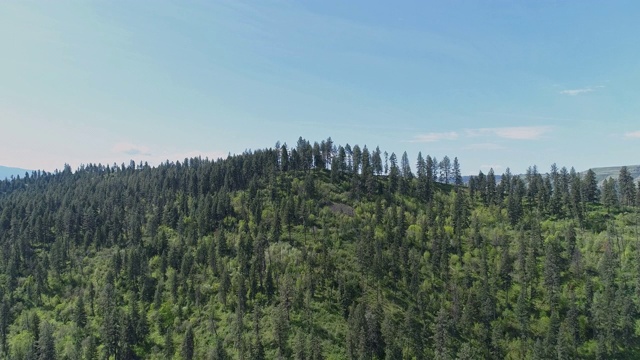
[{"left": 327, "top": 202, "right": 355, "bottom": 217}]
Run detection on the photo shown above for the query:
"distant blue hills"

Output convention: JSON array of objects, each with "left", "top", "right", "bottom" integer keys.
[{"left": 0, "top": 166, "right": 32, "bottom": 180}]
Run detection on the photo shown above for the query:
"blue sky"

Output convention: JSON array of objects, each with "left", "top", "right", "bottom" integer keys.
[{"left": 1, "top": 1, "right": 639, "bottom": 175}]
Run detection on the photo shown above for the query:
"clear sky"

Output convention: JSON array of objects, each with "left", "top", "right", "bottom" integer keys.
[{"left": 2, "top": 1, "right": 639, "bottom": 175}]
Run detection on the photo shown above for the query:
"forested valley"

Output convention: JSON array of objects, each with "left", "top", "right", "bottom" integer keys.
[{"left": 1, "top": 136, "right": 640, "bottom": 359}]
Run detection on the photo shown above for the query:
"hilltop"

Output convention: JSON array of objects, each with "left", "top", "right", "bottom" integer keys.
[{"left": 0, "top": 138, "right": 639, "bottom": 359}]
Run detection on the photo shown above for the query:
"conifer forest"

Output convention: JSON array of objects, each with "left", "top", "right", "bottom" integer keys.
[{"left": 1, "top": 137, "right": 639, "bottom": 359}]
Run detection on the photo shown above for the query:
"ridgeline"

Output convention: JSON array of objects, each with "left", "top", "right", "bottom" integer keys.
[{"left": 0, "top": 137, "right": 639, "bottom": 359}]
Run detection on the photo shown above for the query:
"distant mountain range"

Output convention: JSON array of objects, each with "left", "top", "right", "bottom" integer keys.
[
  {"left": 463, "top": 165, "right": 640, "bottom": 185},
  {"left": 0, "top": 166, "right": 31, "bottom": 180}
]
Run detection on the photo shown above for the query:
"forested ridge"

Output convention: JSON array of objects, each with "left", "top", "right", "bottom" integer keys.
[{"left": 1, "top": 137, "right": 640, "bottom": 359}]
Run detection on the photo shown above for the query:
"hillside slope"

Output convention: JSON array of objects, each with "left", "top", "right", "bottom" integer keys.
[
  {"left": 0, "top": 139, "right": 639, "bottom": 359},
  {"left": 583, "top": 164, "right": 640, "bottom": 185}
]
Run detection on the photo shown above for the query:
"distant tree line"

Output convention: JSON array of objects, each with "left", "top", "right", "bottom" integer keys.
[{"left": 469, "top": 165, "right": 640, "bottom": 225}]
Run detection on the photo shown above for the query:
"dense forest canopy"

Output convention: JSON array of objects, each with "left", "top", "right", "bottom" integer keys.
[{"left": 0, "top": 136, "right": 639, "bottom": 359}]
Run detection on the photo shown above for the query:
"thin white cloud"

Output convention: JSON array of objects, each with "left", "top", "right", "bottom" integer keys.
[
  {"left": 410, "top": 131, "right": 459, "bottom": 143},
  {"left": 493, "top": 126, "right": 552, "bottom": 140},
  {"left": 624, "top": 131, "right": 640, "bottom": 139},
  {"left": 479, "top": 112, "right": 575, "bottom": 122},
  {"left": 560, "top": 88, "right": 593, "bottom": 96},
  {"left": 464, "top": 143, "right": 505, "bottom": 150},
  {"left": 465, "top": 126, "right": 552, "bottom": 140},
  {"left": 112, "top": 143, "right": 151, "bottom": 156},
  {"left": 560, "top": 85, "right": 604, "bottom": 96}
]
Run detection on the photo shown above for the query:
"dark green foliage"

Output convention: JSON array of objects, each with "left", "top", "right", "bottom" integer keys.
[
  {"left": 583, "top": 168, "right": 599, "bottom": 203},
  {"left": 602, "top": 177, "right": 619, "bottom": 209},
  {"left": 0, "top": 138, "right": 639, "bottom": 359},
  {"left": 346, "top": 300, "right": 384, "bottom": 360},
  {"left": 293, "top": 330, "right": 306, "bottom": 360},
  {"left": 209, "top": 337, "right": 229, "bottom": 360},
  {"left": 74, "top": 295, "right": 87, "bottom": 329},
  {"left": 619, "top": 166, "right": 637, "bottom": 206},
  {"left": 100, "top": 283, "right": 120, "bottom": 359},
  {"left": 83, "top": 335, "right": 98, "bottom": 360},
  {"left": 164, "top": 327, "right": 175, "bottom": 358},
  {"left": 182, "top": 325, "right": 195, "bottom": 360},
  {"left": 274, "top": 298, "right": 290, "bottom": 357},
  {"left": 381, "top": 312, "right": 402, "bottom": 360},
  {"left": 432, "top": 307, "right": 452, "bottom": 360},
  {"left": 37, "top": 321, "right": 55, "bottom": 360}
]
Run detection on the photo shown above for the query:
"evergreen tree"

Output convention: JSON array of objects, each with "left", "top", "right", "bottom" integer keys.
[
  {"left": 100, "top": 283, "right": 119, "bottom": 359},
  {"left": 164, "top": 327, "right": 175, "bottom": 358},
  {"left": 602, "top": 178, "right": 619, "bottom": 209},
  {"left": 352, "top": 145, "right": 362, "bottom": 174},
  {"left": 416, "top": 152, "right": 431, "bottom": 202},
  {"left": 381, "top": 312, "right": 402, "bottom": 360},
  {"left": 403, "top": 304, "right": 424, "bottom": 359},
  {"left": 37, "top": 322, "right": 56, "bottom": 360},
  {"left": 83, "top": 335, "right": 98, "bottom": 360},
  {"left": 486, "top": 168, "right": 497, "bottom": 205},
  {"left": 549, "top": 163, "right": 563, "bottom": 216},
  {"left": 293, "top": 330, "right": 307, "bottom": 360},
  {"left": 439, "top": 156, "right": 451, "bottom": 184},
  {"left": 582, "top": 168, "right": 599, "bottom": 203},
  {"left": 372, "top": 146, "right": 383, "bottom": 175},
  {"left": 456, "top": 342, "right": 481, "bottom": 360},
  {"left": 569, "top": 167, "right": 584, "bottom": 221},
  {"left": 274, "top": 300, "right": 290, "bottom": 357},
  {"left": 209, "top": 337, "right": 229, "bottom": 360},
  {"left": 74, "top": 295, "right": 87, "bottom": 329},
  {"left": 182, "top": 325, "right": 195, "bottom": 360},
  {"left": 432, "top": 307, "right": 452, "bottom": 360},
  {"left": 399, "top": 151, "right": 412, "bottom": 195},
  {"left": 619, "top": 166, "right": 637, "bottom": 206},
  {"left": 251, "top": 306, "right": 265, "bottom": 360},
  {"left": 453, "top": 157, "right": 463, "bottom": 186},
  {"left": 388, "top": 153, "right": 399, "bottom": 194}
]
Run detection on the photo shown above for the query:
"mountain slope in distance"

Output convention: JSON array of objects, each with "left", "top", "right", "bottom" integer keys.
[{"left": 0, "top": 165, "right": 31, "bottom": 180}]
